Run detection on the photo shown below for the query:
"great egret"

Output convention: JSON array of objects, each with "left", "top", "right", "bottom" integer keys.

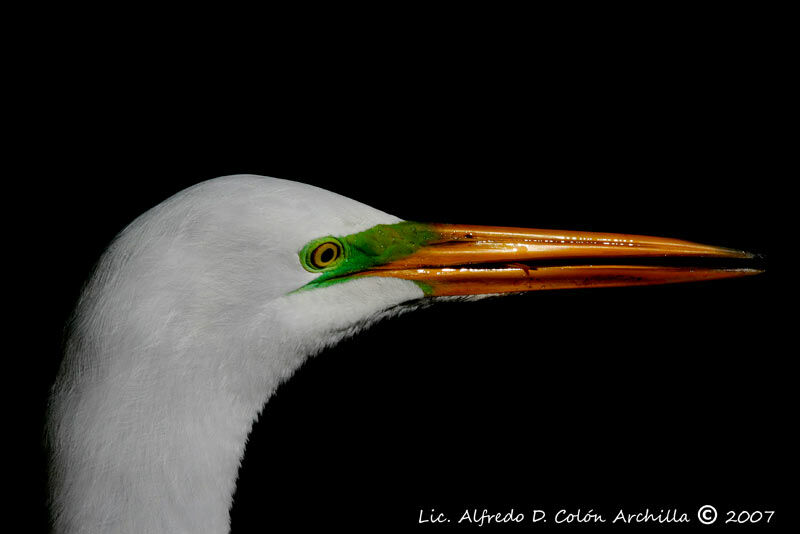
[{"left": 47, "top": 175, "right": 759, "bottom": 533}]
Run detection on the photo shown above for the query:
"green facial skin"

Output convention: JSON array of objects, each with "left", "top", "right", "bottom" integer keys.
[{"left": 296, "top": 221, "right": 439, "bottom": 294}]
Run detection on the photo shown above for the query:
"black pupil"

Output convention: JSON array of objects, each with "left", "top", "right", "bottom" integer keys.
[{"left": 320, "top": 246, "right": 336, "bottom": 263}]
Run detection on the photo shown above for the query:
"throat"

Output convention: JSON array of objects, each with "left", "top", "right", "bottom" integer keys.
[{"left": 50, "top": 383, "right": 262, "bottom": 534}]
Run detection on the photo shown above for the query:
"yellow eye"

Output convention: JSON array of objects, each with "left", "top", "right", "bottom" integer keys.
[{"left": 310, "top": 241, "right": 341, "bottom": 269}]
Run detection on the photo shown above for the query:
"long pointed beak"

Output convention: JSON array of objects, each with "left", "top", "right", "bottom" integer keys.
[{"left": 358, "top": 224, "right": 761, "bottom": 296}]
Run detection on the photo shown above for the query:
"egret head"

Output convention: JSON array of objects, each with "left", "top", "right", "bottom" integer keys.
[{"left": 48, "top": 174, "right": 759, "bottom": 534}]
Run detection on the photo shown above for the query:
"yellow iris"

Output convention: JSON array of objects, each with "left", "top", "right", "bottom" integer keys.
[{"left": 310, "top": 241, "right": 341, "bottom": 268}]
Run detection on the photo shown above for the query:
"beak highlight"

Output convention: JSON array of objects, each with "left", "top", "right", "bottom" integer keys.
[{"left": 358, "top": 224, "right": 761, "bottom": 296}]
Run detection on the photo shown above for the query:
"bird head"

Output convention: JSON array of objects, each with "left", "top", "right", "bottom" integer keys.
[
  {"left": 105, "top": 174, "right": 758, "bottom": 369},
  {"left": 49, "top": 174, "right": 761, "bottom": 534}
]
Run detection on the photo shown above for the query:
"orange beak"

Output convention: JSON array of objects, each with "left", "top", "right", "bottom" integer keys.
[{"left": 358, "top": 224, "right": 761, "bottom": 296}]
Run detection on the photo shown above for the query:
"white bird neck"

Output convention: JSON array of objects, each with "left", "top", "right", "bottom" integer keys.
[
  {"left": 48, "top": 336, "right": 284, "bottom": 534},
  {"left": 48, "top": 252, "right": 422, "bottom": 534}
]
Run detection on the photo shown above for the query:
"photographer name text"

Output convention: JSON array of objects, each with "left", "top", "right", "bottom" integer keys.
[{"left": 418, "top": 506, "right": 775, "bottom": 527}]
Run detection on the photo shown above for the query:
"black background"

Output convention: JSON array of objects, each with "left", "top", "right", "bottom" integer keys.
[{"left": 16, "top": 7, "right": 786, "bottom": 533}]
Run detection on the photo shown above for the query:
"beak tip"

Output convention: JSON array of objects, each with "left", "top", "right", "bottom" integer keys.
[
  {"left": 721, "top": 247, "right": 756, "bottom": 260},
  {"left": 731, "top": 267, "right": 765, "bottom": 278}
]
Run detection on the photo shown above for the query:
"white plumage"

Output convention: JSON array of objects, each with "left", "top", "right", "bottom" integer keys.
[
  {"left": 48, "top": 175, "right": 425, "bottom": 533},
  {"left": 47, "top": 174, "right": 757, "bottom": 533}
]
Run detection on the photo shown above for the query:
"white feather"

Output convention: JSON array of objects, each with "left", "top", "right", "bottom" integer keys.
[{"left": 47, "top": 175, "right": 424, "bottom": 533}]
